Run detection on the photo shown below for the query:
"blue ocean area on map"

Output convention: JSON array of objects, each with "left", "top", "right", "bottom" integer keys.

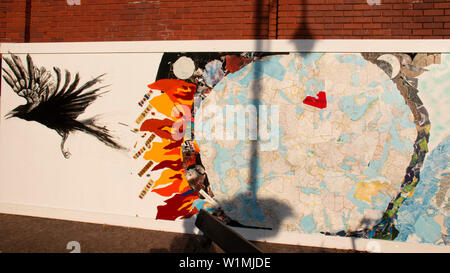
[{"left": 396, "top": 135, "right": 450, "bottom": 245}]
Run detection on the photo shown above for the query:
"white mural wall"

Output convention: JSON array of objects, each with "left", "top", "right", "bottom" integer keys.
[{"left": 0, "top": 41, "right": 449, "bottom": 252}]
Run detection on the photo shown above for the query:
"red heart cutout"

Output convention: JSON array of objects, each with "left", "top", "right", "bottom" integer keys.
[{"left": 303, "top": 91, "right": 327, "bottom": 109}]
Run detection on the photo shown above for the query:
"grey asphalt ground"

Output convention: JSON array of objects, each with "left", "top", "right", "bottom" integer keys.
[{"left": 0, "top": 213, "right": 360, "bottom": 253}]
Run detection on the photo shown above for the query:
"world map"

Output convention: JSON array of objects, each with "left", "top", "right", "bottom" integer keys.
[{"left": 196, "top": 53, "right": 418, "bottom": 233}]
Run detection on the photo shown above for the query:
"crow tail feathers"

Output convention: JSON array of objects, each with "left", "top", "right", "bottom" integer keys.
[{"left": 79, "top": 117, "right": 126, "bottom": 151}]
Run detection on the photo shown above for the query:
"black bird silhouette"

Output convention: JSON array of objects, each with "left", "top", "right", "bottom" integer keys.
[{"left": 2, "top": 53, "right": 124, "bottom": 158}]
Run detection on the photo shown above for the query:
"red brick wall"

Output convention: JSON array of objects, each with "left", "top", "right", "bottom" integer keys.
[{"left": 0, "top": 0, "right": 449, "bottom": 43}]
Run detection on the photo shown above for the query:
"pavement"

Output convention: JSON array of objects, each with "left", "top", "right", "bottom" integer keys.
[{"left": 0, "top": 213, "right": 360, "bottom": 253}]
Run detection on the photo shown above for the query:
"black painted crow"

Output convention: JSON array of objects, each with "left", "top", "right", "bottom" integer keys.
[{"left": 2, "top": 53, "right": 124, "bottom": 158}]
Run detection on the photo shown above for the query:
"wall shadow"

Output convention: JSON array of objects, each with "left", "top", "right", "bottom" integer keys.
[
  {"left": 179, "top": 0, "right": 317, "bottom": 252},
  {"left": 24, "top": 0, "right": 32, "bottom": 42},
  {"left": 177, "top": 0, "right": 319, "bottom": 253},
  {"left": 151, "top": 0, "right": 324, "bottom": 253},
  {"left": 237, "top": 0, "right": 316, "bottom": 242}
]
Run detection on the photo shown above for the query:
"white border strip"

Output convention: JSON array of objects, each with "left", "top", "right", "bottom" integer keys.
[
  {"left": 1, "top": 202, "right": 448, "bottom": 253},
  {"left": 1, "top": 40, "right": 450, "bottom": 54}
]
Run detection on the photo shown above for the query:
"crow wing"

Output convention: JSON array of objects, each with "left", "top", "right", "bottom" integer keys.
[
  {"left": 2, "top": 53, "right": 53, "bottom": 107},
  {"left": 2, "top": 53, "right": 107, "bottom": 119},
  {"left": 39, "top": 68, "right": 107, "bottom": 120}
]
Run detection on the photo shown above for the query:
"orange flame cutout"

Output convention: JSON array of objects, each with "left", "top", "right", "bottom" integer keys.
[{"left": 137, "top": 79, "right": 199, "bottom": 220}]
